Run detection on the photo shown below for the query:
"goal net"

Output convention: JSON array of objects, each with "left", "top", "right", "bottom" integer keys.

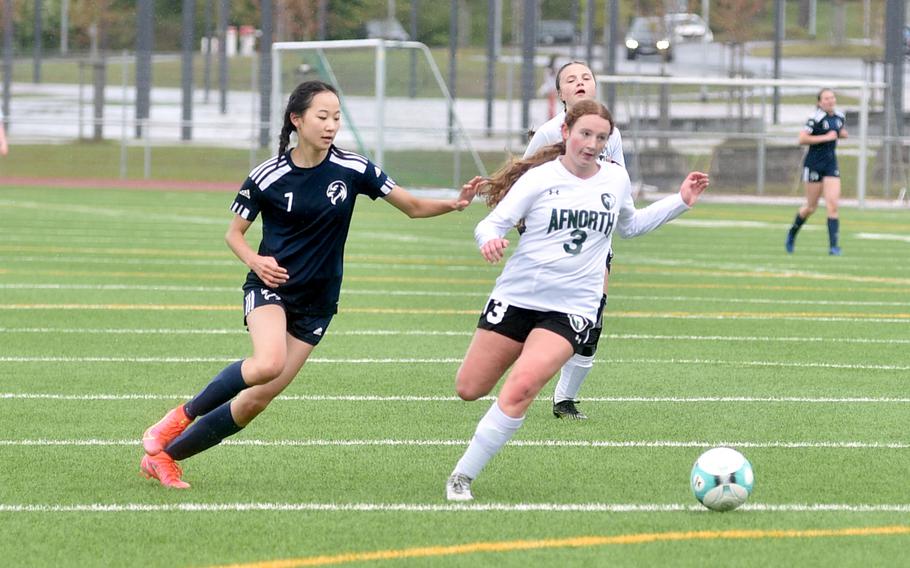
[{"left": 271, "top": 39, "right": 489, "bottom": 190}]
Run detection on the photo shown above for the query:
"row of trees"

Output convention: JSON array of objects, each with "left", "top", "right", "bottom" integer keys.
[{"left": 1, "top": 1, "right": 892, "bottom": 55}]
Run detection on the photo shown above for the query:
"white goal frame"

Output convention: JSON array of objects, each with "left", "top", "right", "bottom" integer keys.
[{"left": 271, "top": 39, "right": 487, "bottom": 179}]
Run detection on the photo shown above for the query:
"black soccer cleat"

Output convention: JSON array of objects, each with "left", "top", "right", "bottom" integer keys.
[{"left": 553, "top": 400, "right": 588, "bottom": 420}]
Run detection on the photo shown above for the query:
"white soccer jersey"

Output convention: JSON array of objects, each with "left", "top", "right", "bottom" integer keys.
[
  {"left": 524, "top": 110, "right": 625, "bottom": 167},
  {"left": 475, "top": 158, "right": 688, "bottom": 321}
]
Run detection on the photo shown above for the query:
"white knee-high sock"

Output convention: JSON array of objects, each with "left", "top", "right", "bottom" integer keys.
[
  {"left": 453, "top": 401, "right": 525, "bottom": 480},
  {"left": 553, "top": 353, "right": 595, "bottom": 403}
]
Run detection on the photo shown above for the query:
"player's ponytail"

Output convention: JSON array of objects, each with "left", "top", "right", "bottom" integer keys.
[
  {"left": 277, "top": 80, "right": 340, "bottom": 156},
  {"left": 277, "top": 121, "right": 296, "bottom": 157},
  {"left": 478, "top": 143, "right": 565, "bottom": 208},
  {"left": 478, "top": 99, "right": 612, "bottom": 209}
]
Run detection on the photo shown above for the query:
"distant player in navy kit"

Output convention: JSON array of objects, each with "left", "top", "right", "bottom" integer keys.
[
  {"left": 445, "top": 100, "right": 709, "bottom": 501},
  {"left": 140, "top": 81, "right": 476, "bottom": 488},
  {"left": 787, "top": 88, "right": 847, "bottom": 256}
]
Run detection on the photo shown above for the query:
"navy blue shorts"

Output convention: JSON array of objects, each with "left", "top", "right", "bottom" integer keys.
[
  {"left": 242, "top": 285, "right": 333, "bottom": 346},
  {"left": 803, "top": 162, "right": 839, "bottom": 182},
  {"left": 476, "top": 298, "right": 594, "bottom": 355}
]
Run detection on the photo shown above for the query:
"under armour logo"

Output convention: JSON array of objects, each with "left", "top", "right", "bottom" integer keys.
[{"left": 548, "top": 188, "right": 560, "bottom": 196}]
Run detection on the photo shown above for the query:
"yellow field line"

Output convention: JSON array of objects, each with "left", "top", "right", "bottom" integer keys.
[
  {"left": 0, "top": 244, "right": 230, "bottom": 258},
  {"left": 7, "top": 269, "right": 241, "bottom": 281},
  {"left": 209, "top": 525, "right": 910, "bottom": 568},
  {"left": 3, "top": 268, "right": 910, "bottom": 291}
]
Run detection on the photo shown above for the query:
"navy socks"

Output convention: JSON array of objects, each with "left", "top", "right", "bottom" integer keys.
[
  {"left": 827, "top": 217, "right": 839, "bottom": 248},
  {"left": 788, "top": 213, "right": 806, "bottom": 240},
  {"left": 184, "top": 360, "right": 248, "bottom": 419},
  {"left": 165, "top": 401, "right": 243, "bottom": 461}
]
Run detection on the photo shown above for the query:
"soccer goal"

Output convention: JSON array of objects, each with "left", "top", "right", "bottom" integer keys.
[{"left": 271, "top": 39, "right": 488, "bottom": 189}]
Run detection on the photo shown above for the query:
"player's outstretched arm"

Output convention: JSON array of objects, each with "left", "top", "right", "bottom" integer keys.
[
  {"left": 679, "top": 171, "right": 710, "bottom": 206},
  {"left": 384, "top": 183, "right": 476, "bottom": 218}
]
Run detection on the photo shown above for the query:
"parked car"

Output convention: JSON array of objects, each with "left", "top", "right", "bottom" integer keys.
[
  {"left": 625, "top": 16, "right": 673, "bottom": 62},
  {"left": 365, "top": 19, "right": 409, "bottom": 41},
  {"left": 538, "top": 20, "right": 575, "bottom": 45},
  {"left": 665, "top": 12, "right": 714, "bottom": 43},
  {"left": 904, "top": 25, "right": 910, "bottom": 55}
]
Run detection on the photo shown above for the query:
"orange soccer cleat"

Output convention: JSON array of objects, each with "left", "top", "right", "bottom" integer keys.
[
  {"left": 143, "top": 404, "right": 193, "bottom": 456},
  {"left": 140, "top": 452, "right": 190, "bottom": 489}
]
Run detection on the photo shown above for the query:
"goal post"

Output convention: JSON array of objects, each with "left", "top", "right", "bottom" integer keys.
[{"left": 271, "top": 39, "right": 488, "bottom": 186}]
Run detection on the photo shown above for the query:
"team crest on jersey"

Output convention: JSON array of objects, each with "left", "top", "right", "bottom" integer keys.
[
  {"left": 326, "top": 180, "right": 348, "bottom": 205},
  {"left": 601, "top": 193, "right": 616, "bottom": 210},
  {"left": 567, "top": 314, "right": 589, "bottom": 333}
]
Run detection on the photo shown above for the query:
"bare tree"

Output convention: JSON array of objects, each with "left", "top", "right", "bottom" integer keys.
[{"left": 278, "top": 0, "right": 319, "bottom": 41}]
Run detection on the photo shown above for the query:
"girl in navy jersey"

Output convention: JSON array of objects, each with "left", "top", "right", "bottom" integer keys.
[
  {"left": 140, "top": 80, "right": 476, "bottom": 488},
  {"left": 786, "top": 88, "right": 847, "bottom": 256},
  {"left": 445, "top": 100, "right": 708, "bottom": 501}
]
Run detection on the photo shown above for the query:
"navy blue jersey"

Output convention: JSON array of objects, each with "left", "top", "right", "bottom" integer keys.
[
  {"left": 803, "top": 108, "right": 845, "bottom": 169},
  {"left": 230, "top": 146, "right": 396, "bottom": 314}
]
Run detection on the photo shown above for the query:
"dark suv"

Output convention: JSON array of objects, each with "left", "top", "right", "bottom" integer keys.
[{"left": 625, "top": 16, "right": 673, "bottom": 62}]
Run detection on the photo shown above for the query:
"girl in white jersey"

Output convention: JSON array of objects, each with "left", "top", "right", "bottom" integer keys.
[
  {"left": 446, "top": 100, "right": 709, "bottom": 501},
  {"left": 526, "top": 61, "right": 623, "bottom": 420}
]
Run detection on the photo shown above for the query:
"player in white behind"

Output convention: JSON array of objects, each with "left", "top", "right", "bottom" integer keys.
[
  {"left": 446, "top": 100, "right": 709, "bottom": 501},
  {"left": 525, "top": 61, "right": 624, "bottom": 420}
]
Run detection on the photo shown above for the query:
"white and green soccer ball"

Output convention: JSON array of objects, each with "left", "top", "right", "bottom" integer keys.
[{"left": 690, "top": 447, "right": 754, "bottom": 512}]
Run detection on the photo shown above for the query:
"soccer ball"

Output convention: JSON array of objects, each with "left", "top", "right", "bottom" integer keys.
[{"left": 690, "top": 447, "right": 754, "bottom": 512}]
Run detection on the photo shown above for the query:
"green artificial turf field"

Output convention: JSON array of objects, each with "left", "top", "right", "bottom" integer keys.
[{"left": 1, "top": 186, "right": 908, "bottom": 567}]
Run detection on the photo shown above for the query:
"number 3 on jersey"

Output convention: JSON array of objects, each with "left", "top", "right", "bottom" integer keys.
[
  {"left": 564, "top": 229, "right": 587, "bottom": 255},
  {"left": 484, "top": 299, "right": 508, "bottom": 325}
]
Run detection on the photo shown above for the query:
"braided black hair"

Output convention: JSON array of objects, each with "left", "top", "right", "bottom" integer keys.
[{"left": 277, "top": 80, "right": 340, "bottom": 156}]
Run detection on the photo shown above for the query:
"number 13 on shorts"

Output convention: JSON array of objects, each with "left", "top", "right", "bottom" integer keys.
[{"left": 484, "top": 299, "right": 508, "bottom": 324}]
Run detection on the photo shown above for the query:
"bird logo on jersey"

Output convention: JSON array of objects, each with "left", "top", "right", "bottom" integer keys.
[
  {"left": 326, "top": 180, "right": 348, "bottom": 205},
  {"left": 567, "top": 314, "right": 590, "bottom": 333},
  {"left": 601, "top": 193, "right": 616, "bottom": 210}
]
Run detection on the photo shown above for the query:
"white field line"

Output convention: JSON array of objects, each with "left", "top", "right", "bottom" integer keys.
[
  {"left": 5, "top": 246, "right": 910, "bottom": 282},
  {"left": 1, "top": 438, "right": 907, "bottom": 449},
  {"left": 2, "top": 393, "right": 909, "bottom": 404},
  {"left": 0, "top": 502, "right": 908, "bottom": 514},
  {"left": 5, "top": 257, "right": 487, "bottom": 272},
  {"left": 5, "top": 283, "right": 910, "bottom": 307},
  {"left": 2, "top": 328, "right": 908, "bottom": 346},
  {"left": 856, "top": 232, "right": 910, "bottom": 243},
  {"left": 0, "top": 284, "right": 488, "bottom": 297},
  {"left": 0, "top": 199, "right": 226, "bottom": 225},
  {"left": 3, "top": 307, "right": 905, "bottom": 323},
  {"left": 1, "top": 356, "right": 907, "bottom": 371}
]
